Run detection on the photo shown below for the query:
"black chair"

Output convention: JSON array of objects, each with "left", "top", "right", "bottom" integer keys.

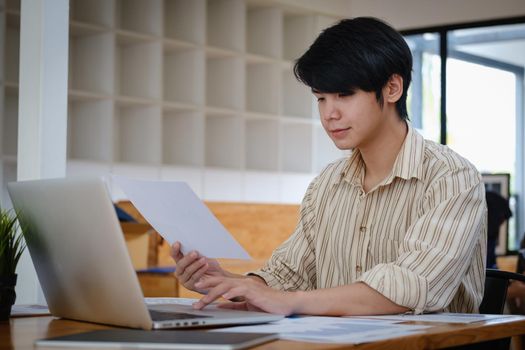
[
  {"left": 461, "top": 269, "right": 525, "bottom": 350},
  {"left": 480, "top": 268, "right": 525, "bottom": 314}
]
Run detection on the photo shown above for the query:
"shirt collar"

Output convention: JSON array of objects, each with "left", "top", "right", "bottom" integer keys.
[{"left": 336, "top": 123, "right": 425, "bottom": 187}]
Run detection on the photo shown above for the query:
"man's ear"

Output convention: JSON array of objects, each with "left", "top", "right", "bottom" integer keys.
[{"left": 384, "top": 74, "right": 404, "bottom": 103}]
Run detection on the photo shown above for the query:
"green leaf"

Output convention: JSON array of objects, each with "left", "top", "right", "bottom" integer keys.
[{"left": 0, "top": 207, "right": 26, "bottom": 276}]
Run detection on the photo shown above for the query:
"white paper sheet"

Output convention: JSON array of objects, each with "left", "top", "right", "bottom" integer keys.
[
  {"left": 113, "top": 176, "right": 250, "bottom": 259},
  {"left": 11, "top": 304, "right": 50, "bottom": 317},
  {"left": 212, "top": 316, "right": 431, "bottom": 344},
  {"left": 356, "top": 312, "right": 514, "bottom": 324}
]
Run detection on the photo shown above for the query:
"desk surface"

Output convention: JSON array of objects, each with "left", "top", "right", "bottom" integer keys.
[{"left": 2, "top": 315, "right": 525, "bottom": 350}]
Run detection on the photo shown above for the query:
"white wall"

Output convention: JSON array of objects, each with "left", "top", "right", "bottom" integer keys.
[{"left": 349, "top": 0, "right": 525, "bottom": 30}]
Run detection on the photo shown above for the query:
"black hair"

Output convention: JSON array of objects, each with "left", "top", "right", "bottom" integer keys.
[{"left": 294, "top": 17, "right": 412, "bottom": 120}]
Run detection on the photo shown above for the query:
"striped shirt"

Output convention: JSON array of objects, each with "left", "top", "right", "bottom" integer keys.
[{"left": 252, "top": 125, "right": 487, "bottom": 314}]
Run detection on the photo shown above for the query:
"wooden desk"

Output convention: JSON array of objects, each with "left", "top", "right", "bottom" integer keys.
[{"left": 2, "top": 315, "right": 525, "bottom": 349}]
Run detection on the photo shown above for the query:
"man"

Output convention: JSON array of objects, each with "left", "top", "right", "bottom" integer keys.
[{"left": 171, "top": 17, "right": 487, "bottom": 316}]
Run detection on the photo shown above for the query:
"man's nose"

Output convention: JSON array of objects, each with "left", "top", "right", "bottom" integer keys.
[{"left": 322, "top": 99, "right": 340, "bottom": 120}]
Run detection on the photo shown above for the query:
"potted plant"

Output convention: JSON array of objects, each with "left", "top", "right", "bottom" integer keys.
[{"left": 0, "top": 208, "right": 26, "bottom": 321}]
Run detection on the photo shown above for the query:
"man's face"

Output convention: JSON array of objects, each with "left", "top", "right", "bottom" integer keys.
[{"left": 314, "top": 89, "right": 386, "bottom": 150}]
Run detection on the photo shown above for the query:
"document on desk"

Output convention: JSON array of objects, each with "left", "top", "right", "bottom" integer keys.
[
  {"left": 211, "top": 316, "right": 431, "bottom": 344},
  {"left": 113, "top": 176, "right": 250, "bottom": 259},
  {"left": 11, "top": 304, "right": 50, "bottom": 317},
  {"left": 358, "top": 312, "right": 516, "bottom": 324}
]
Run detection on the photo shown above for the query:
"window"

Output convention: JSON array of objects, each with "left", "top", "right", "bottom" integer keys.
[
  {"left": 405, "top": 33, "right": 441, "bottom": 143},
  {"left": 403, "top": 19, "right": 525, "bottom": 254}
]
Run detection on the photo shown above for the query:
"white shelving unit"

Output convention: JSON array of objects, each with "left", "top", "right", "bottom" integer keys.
[
  {"left": 164, "top": 0, "right": 205, "bottom": 44},
  {"left": 207, "top": 0, "right": 245, "bottom": 52},
  {"left": 247, "top": 7, "right": 282, "bottom": 59},
  {"left": 0, "top": 0, "right": 344, "bottom": 206},
  {"left": 116, "top": 0, "right": 163, "bottom": 36},
  {"left": 71, "top": 0, "right": 114, "bottom": 27},
  {"left": 205, "top": 112, "right": 243, "bottom": 169},
  {"left": 206, "top": 53, "right": 244, "bottom": 110},
  {"left": 246, "top": 61, "right": 280, "bottom": 114},
  {"left": 115, "top": 35, "right": 162, "bottom": 100},
  {"left": 114, "top": 103, "right": 162, "bottom": 164},
  {"left": 245, "top": 118, "right": 280, "bottom": 171},
  {"left": 163, "top": 47, "right": 205, "bottom": 105},
  {"left": 67, "top": 99, "right": 113, "bottom": 162},
  {"left": 281, "top": 122, "right": 313, "bottom": 173},
  {"left": 69, "top": 32, "right": 114, "bottom": 95},
  {"left": 162, "top": 110, "right": 204, "bottom": 167}
]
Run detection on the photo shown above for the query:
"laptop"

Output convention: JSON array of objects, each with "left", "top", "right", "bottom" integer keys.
[{"left": 8, "top": 177, "right": 284, "bottom": 330}]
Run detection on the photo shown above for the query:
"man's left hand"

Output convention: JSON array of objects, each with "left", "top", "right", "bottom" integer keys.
[{"left": 192, "top": 276, "right": 297, "bottom": 315}]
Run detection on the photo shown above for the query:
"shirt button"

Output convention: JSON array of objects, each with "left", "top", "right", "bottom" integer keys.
[
  {"left": 360, "top": 226, "right": 366, "bottom": 233},
  {"left": 356, "top": 265, "right": 362, "bottom": 273}
]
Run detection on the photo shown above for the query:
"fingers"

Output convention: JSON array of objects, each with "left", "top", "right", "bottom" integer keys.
[
  {"left": 193, "top": 279, "right": 233, "bottom": 310},
  {"left": 174, "top": 251, "right": 204, "bottom": 286},
  {"left": 170, "top": 242, "right": 184, "bottom": 262},
  {"left": 180, "top": 257, "right": 207, "bottom": 284}
]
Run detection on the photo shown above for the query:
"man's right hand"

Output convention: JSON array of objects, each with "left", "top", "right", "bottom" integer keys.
[{"left": 171, "top": 241, "right": 232, "bottom": 294}]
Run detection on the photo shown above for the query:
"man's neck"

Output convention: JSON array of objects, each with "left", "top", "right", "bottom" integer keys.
[{"left": 360, "top": 118, "right": 408, "bottom": 193}]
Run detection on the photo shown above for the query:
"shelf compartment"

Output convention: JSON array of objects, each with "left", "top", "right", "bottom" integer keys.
[
  {"left": 283, "top": 14, "right": 316, "bottom": 61},
  {"left": 206, "top": 0, "right": 245, "bottom": 52},
  {"left": 313, "top": 125, "right": 343, "bottom": 172},
  {"left": 206, "top": 55, "right": 244, "bottom": 110},
  {"left": 5, "top": 26, "right": 19, "bottom": 84},
  {"left": 2, "top": 91, "right": 17, "bottom": 157},
  {"left": 282, "top": 68, "right": 313, "bottom": 118},
  {"left": 69, "top": 33, "right": 114, "bottom": 95},
  {"left": 70, "top": 0, "right": 114, "bottom": 27},
  {"left": 205, "top": 113, "right": 242, "bottom": 169},
  {"left": 114, "top": 104, "right": 162, "bottom": 164},
  {"left": 247, "top": 6, "right": 282, "bottom": 58},
  {"left": 246, "top": 62, "right": 280, "bottom": 114},
  {"left": 116, "top": 0, "right": 162, "bottom": 36},
  {"left": 281, "top": 122, "right": 313, "bottom": 173},
  {"left": 162, "top": 110, "right": 204, "bottom": 166},
  {"left": 6, "top": 0, "right": 19, "bottom": 12},
  {"left": 115, "top": 37, "right": 162, "bottom": 100},
  {"left": 68, "top": 100, "right": 113, "bottom": 162},
  {"left": 245, "top": 119, "right": 279, "bottom": 171},
  {"left": 164, "top": 0, "right": 205, "bottom": 44},
  {"left": 163, "top": 47, "right": 205, "bottom": 105}
]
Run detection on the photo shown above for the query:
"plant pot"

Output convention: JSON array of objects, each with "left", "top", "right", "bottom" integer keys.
[{"left": 0, "top": 274, "right": 17, "bottom": 321}]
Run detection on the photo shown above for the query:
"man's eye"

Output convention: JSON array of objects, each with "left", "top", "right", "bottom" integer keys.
[{"left": 317, "top": 97, "right": 325, "bottom": 102}]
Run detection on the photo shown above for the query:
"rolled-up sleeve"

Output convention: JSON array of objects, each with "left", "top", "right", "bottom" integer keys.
[
  {"left": 249, "top": 179, "right": 318, "bottom": 291},
  {"left": 358, "top": 166, "right": 487, "bottom": 314}
]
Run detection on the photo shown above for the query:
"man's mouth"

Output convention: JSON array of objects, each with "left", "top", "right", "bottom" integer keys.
[{"left": 329, "top": 127, "right": 351, "bottom": 137}]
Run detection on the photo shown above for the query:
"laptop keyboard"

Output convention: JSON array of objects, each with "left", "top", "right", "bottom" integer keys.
[{"left": 148, "top": 309, "right": 211, "bottom": 321}]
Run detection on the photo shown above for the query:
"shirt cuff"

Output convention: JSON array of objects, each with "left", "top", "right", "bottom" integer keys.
[
  {"left": 246, "top": 269, "right": 285, "bottom": 290},
  {"left": 357, "top": 264, "right": 428, "bottom": 314}
]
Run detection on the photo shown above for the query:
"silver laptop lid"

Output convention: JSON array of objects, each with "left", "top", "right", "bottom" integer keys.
[{"left": 8, "top": 177, "right": 153, "bottom": 329}]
